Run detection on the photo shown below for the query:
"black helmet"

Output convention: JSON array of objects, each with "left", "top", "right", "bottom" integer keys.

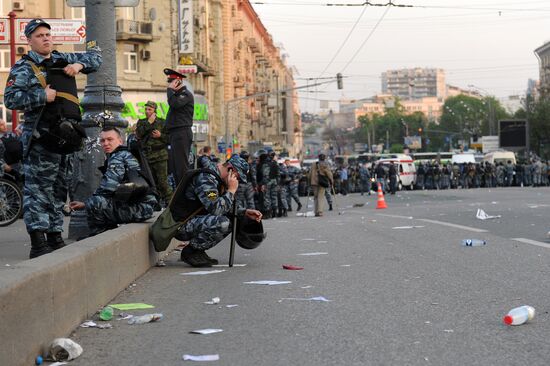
[
  {"left": 318, "top": 153, "right": 326, "bottom": 161},
  {"left": 239, "top": 150, "right": 250, "bottom": 161},
  {"left": 256, "top": 149, "right": 267, "bottom": 157},
  {"left": 236, "top": 217, "right": 266, "bottom": 250},
  {"left": 268, "top": 151, "right": 276, "bottom": 158}
]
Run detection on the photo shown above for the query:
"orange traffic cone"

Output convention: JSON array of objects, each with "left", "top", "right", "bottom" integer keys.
[{"left": 376, "top": 183, "right": 388, "bottom": 209}]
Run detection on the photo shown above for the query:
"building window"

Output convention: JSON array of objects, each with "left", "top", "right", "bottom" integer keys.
[
  {"left": 123, "top": 44, "right": 138, "bottom": 73},
  {"left": 0, "top": 48, "right": 10, "bottom": 71},
  {"left": 120, "top": 7, "right": 137, "bottom": 20}
]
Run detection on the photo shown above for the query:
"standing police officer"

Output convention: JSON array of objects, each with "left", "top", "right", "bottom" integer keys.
[
  {"left": 135, "top": 101, "right": 172, "bottom": 204},
  {"left": 4, "top": 19, "right": 102, "bottom": 258},
  {"left": 284, "top": 159, "right": 302, "bottom": 211},
  {"left": 164, "top": 68, "right": 194, "bottom": 186}
]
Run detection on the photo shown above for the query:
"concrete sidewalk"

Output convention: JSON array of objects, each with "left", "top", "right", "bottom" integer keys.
[{"left": 0, "top": 219, "right": 174, "bottom": 366}]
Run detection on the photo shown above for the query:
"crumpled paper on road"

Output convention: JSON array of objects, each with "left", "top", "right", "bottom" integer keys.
[
  {"left": 49, "top": 338, "right": 83, "bottom": 361},
  {"left": 476, "top": 208, "right": 501, "bottom": 220}
]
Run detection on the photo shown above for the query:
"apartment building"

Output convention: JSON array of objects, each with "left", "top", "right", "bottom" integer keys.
[
  {"left": 534, "top": 41, "right": 550, "bottom": 96},
  {"left": 0, "top": 0, "right": 300, "bottom": 155},
  {"left": 381, "top": 67, "right": 446, "bottom": 100}
]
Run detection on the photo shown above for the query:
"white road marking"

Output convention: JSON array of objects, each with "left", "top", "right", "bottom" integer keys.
[
  {"left": 377, "top": 214, "right": 414, "bottom": 220},
  {"left": 512, "top": 238, "right": 550, "bottom": 249},
  {"left": 417, "top": 219, "right": 488, "bottom": 233}
]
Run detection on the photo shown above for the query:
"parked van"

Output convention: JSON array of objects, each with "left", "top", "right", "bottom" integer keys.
[
  {"left": 376, "top": 154, "right": 416, "bottom": 190},
  {"left": 483, "top": 150, "right": 516, "bottom": 165}
]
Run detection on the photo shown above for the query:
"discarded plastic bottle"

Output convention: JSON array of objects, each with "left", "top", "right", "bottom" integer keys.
[
  {"left": 503, "top": 305, "right": 535, "bottom": 326},
  {"left": 99, "top": 306, "right": 113, "bottom": 321},
  {"left": 128, "top": 313, "right": 163, "bottom": 325},
  {"left": 461, "top": 239, "right": 486, "bottom": 247}
]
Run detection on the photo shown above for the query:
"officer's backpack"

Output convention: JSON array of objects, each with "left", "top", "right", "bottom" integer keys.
[{"left": 1, "top": 134, "right": 23, "bottom": 165}]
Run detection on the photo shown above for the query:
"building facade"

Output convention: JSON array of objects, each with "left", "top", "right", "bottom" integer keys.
[
  {"left": 0, "top": 0, "right": 301, "bottom": 156},
  {"left": 382, "top": 67, "right": 446, "bottom": 100},
  {"left": 534, "top": 41, "right": 550, "bottom": 96}
]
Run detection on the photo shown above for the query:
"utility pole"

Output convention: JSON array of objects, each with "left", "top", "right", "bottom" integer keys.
[{"left": 68, "top": 0, "right": 130, "bottom": 239}]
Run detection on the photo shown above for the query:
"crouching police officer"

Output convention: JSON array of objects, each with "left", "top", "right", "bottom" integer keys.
[
  {"left": 69, "top": 127, "right": 157, "bottom": 236},
  {"left": 173, "top": 155, "right": 262, "bottom": 267},
  {"left": 4, "top": 19, "right": 102, "bottom": 258}
]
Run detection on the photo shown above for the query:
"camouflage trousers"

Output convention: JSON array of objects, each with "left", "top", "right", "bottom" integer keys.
[
  {"left": 266, "top": 179, "right": 278, "bottom": 211},
  {"left": 278, "top": 185, "right": 288, "bottom": 210},
  {"left": 236, "top": 182, "right": 255, "bottom": 209},
  {"left": 286, "top": 181, "right": 300, "bottom": 208},
  {"left": 177, "top": 214, "right": 231, "bottom": 250},
  {"left": 23, "top": 140, "right": 71, "bottom": 233},
  {"left": 149, "top": 159, "right": 173, "bottom": 202},
  {"left": 85, "top": 194, "right": 156, "bottom": 234}
]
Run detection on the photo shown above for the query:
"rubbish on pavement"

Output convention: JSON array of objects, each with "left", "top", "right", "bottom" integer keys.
[
  {"left": 181, "top": 270, "right": 226, "bottom": 276},
  {"left": 49, "top": 338, "right": 83, "bottom": 361},
  {"left": 280, "top": 296, "right": 330, "bottom": 302},
  {"left": 99, "top": 306, "right": 114, "bottom": 321},
  {"left": 443, "top": 329, "right": 454, "bottom": 333},
  {"left": 79, "top": 321, "right": 112, "bottom": 329},
  {"left": 243, "top": 280, "right": 292, "bottom": 285},
  {"left": 353, "top": 203, "right": 365, "bottom": 207},
  {"left": 282, "top": 265, "right": 304, "bottom": 270},
  {"left": 35, "top": 355, "right": 43, "bottom": 365},
  {"left": 340, "top": 264, "right": 351, "bottom": 267},
  {"left": 392, "top": 226, "right": 425, "bottom": 229},
  {"left": 155, "top": 259, "right": 166, "bottom": 267},
  {"left": 204, "top": 297, "right": 220, "bottom": 305},
  {"left": 476, "top": 208, "right": 501, "bottom": 220},
  {"left": 213, "top": 264, "right": 246, "bottom": 267},
  {"left": 298, "top": 252, "right": 328, "bottom": 256},
  {"left": 226, "top": 304, "right": 239, "bottom": 308},
  {"left": 190, "top": 329, "right": 223, "bottom": 335},
  {"left": 117, "top": 313, "right": 133, "bottom": 320},
  {"left": 503, "top": 305, "right": 535, "bottom": 326},
  {"left": 296, "top": 211, "right": 315, "bottom": 217},
  {"left": 301, "top": 238, "right": 316, "bottom": 241},
  {"left": 461, "top": 239, "right": 487, "bottom": 247},
  {"left": 110, "top": 303, "right": 155, "bottom": 311},
  {"left": 128, "top": 313, "right": 163, "bottom": 325},
  {"left": 49, "top": 363, "right": 68, "bottom": 366},
  {"left": 183, "top": 354, "right": 220, "bottom": 362},
  {"left": 301, "top": 285, "right": 313, "bottom": 289}
]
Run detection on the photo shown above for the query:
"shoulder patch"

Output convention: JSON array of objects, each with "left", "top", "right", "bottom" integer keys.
[
  {"left": 6, "top": 75, "right": 15, "bottom": 87},
  {"left": 207, "top": 191, "right": 218, "bottom": 201}
]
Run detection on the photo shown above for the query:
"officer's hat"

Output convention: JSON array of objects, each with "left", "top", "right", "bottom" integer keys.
[
  {"left": 163, "top": 68, "right": 187, "bottom": 80},
  {"left": 25, "top": 19, "right": 51, "bottom": 38},
  {"left": 226, "top": 155, "right": 249, "bottom": 184}
]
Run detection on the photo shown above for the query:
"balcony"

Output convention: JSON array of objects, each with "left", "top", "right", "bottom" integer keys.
[{"left": 116, "top": 19, "right": 153, "bottom": 42}]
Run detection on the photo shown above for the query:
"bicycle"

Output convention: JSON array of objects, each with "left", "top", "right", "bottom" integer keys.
[{"left": 0, "top": 171, "right": 23, "bottom": 227}]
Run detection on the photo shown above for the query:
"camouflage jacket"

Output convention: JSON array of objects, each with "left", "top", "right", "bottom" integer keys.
[
  {"left": 135, "top": 117, "right": 169, "bottom": 162},
  {"left": 94, "top": 146, "right": 140, "bottom": 197},
  {"left": 185, "top": 165, "right": 246, "bottom": 217},
  {"left": 4, "top": 48, "right": 102, "bottom": 131}
]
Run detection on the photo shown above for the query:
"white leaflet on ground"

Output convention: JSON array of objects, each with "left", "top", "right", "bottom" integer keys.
[
  {"left": 301, "top": 285, "right": 313, "bottom": 289},
  {"left": 280, "top": 296, "right": 330, "bottom": 302},
  {"left": 182, "top": 354, "right": 220, "bottom": 361},
  {"left": 204, "top": 297, "right": 220, "bottom": 305},
  {"left": 180, "top": 270, "right": 226, "bottom": 276},
  {"left": 79, "top": 321, "right": 112, "bottom": 329},
  {"left": 226, "top": 304, "right": 239, "bottom": 308},
  {"left": 301, "top": 238, "right": 316, "bottom": 241},
  {"left": 475, "top": 208, "right": 501, "bottom": 220},
  {"left": 190, "top": 329, "right": 224, "bottom": 335},
  {"left": 298, "top": 252, "right": 328, "bottom": 256},
  {"left": 392, "top": 226, "right": 425, "bottom": 229},
  {"left": 243, "top": 280, "right": 292, "bottom": 285},
  {"left": 212, "top": 264, "right": 247, "bottom": 267}
]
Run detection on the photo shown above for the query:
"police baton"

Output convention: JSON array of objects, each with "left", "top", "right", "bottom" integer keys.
[{"left": 228, "top": 197, "right": 238, "bottom": 267}]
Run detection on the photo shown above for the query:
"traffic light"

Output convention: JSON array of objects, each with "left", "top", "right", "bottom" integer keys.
[{"left": 336, "top": 73, "right": 343, "bottom": 89}]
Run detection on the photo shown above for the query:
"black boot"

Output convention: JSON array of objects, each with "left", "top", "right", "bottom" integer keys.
[
  {"left": 263, "top": 211, "right": 271, "bottom": 219},
  {"left": 273, "top": 209, "right": 278, "bottom": 218},
  {"left": 29, "top": 231, "right": 52, "bottom": 259},
  {"left": 180, "top": 245, "right": 212, "bottom": 267},
  {"left": 329, "top": 204, "right": 333, "bottom": 211},
  {"left": 202, "top": 251, "right": 219, "bottom": 265},
  {"left": 297, "top": 202, "right": 302, "bottom": 211},
  {"left": 282, "top": 208, "right": 288, "bottom": 217},
  {"left": 47, "top": 232, "right": 66, "bottom": 251},
  {"left": 287, "top": 206, "right": 292, "bottom": 212}
]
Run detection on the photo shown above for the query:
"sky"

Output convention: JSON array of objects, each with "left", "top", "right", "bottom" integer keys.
[{"left": 251, "top": 0, "right": 550, "bottom": 113}]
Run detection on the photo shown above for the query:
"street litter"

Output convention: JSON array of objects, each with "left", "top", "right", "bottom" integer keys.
[
  {"left": 298, "top": 252, "right": 328, "bottom": 256},
  {"left": 392, "top": 226, "right": 425, "bottom": 229},
  {"left": 443, "top": 329, "right": 454, "bottom": 333},
  {"left": 110, "top": 303, "right": 154, "bottom": 311},
  {"left": 128, "top": 313, "right": 163, "bottom": 325},
  {"left": 340, "top": 264, "right": 351, "bottom": 267},
  {"left": 353, "top": 203, "right": 365, "bottom": 207},
  {"left": 190, "top": 329, "right": 223, "bottom": 335},
  {"left": 476, "top": 208, "right": 501, "bottom": 220},
  {"left": 461, "top": 239, "right": 486, "bottom": 247},
  {"left": 280, "top": 296, "right": 330, "bottom": 302},
  {"left": 183, "top": 354, "right": 220, "bottom": 362},
  {"left": 49, "top": 363, "right": 68, "bottom": 366},
  {"left": 243, "top": 280, "right": 292, "bottom": 285},
  {"left": 213, "top": 264, "right": 246, "bottom": 267},
  {"left": 296, "top": 211, "right": 315, "bottom": 217},
  {"left": 317, "top": 240, "right": 328, "bottom": 243},
  {"left": 301, "top": 238, "right": 316, "bottom": 241},
  {"left": 99, "top": 306, "right": 114, "bottom": 321},
  {"left": 36, "top": 355, "right": 43, "bottom": 365},
  {"left": 503, "top": 305, "right": 535, "bottom": 326},
  {"left": 49, "top": 338, "right": 83, "bottom": 361},
  {"left": 5, "top": 264, "right": 10, "bottom": 267},
  {"left": 301, "top": 285, "right": 313, "bottom": 289},
  {"left": 283, "top": 265, "right": 304, "bottom": 270},
  {"left": 79, "top": 321, "right": 112, "bottom": 329},
  {"left": 226, "top": 304, "right": 239, "bottom": 308},
  {"left": 204, "top": 297, "right": 220, "bottom": 305},
  {"left": 155, "top": 259, "right": 166, "bottom": 267},
  {"left": 181, "top": 270, "right": 226, "bottom": 276},
  {"left": 117, "top": 313, "right": 133, "bottom": 320}
]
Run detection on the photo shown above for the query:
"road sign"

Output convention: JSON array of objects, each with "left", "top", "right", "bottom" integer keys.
[
  {"left": 66, "top": 0, "right": 140, "bottom": 6},
  {"left": 0, "top": 19, "right": 8, "bottom": 44},
  {"left": 15, "top": 19, "right": 86, "bottom": 44}
]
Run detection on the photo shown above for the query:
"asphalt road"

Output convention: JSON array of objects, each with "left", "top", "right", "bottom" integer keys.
[{"left": 31, "top": 188, "right": 550, "bottom": 364}]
